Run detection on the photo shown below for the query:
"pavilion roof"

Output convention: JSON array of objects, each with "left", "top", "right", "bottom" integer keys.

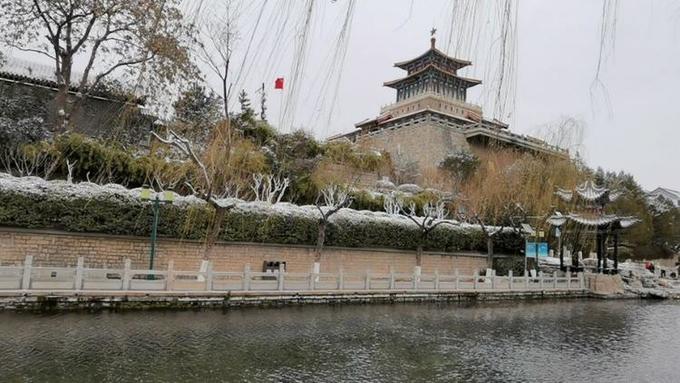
[
  {"left": 555, "top": 180, "right": 622, "bottom": 203},
  {"left": 547, "top": 212, "right": 639, "bottom": 228}
]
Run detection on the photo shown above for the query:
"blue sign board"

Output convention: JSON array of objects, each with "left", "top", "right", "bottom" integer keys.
[{"left": 525, "top": 242, "right": 549, "bottom": 257}]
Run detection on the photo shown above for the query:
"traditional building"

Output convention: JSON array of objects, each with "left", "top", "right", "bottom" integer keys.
[
  {"left": 0, "top": 56, "right": 153, "bottom": 142},
  {"left": 548, "top": 181, "right": 638, "bottom": 273},
  {"left": 647, "top": 187, "right": 680, "bottom": 209},
  {"left": 329, "top": 36, "right": 567, "bottom": 181}
]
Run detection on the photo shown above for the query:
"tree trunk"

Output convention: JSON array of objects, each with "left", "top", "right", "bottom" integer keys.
[
  {"left": 204, "top": 207, "right": 227, "bottom": 259},
  {"left": 54, "top": 84, "right": 71, "bottom": 132},
  {"left": 222, "top": 60, "right": 230, "bottom": 117},
  {"left": 487, "top": 237, "right": 494, "bottom": 268},
  {"left": 54, "top": 56, "right": 73, "bottom": 132},
  {"left": 315, "top": 220, "right": 326, "bottom": 262},
  {"left": 416, "top": 244, "right": 423, "bottom": 267}
]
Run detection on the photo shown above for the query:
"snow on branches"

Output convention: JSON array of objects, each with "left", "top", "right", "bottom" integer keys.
[{"left": 251, "top": 173, "right": 289, "bottom": 204}]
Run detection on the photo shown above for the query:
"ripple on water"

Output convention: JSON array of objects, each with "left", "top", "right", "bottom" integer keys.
[{"left": 0, "top": 300, "right": 679, "bottom": 382}]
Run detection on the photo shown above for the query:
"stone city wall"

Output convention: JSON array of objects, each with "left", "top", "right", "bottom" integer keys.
[
  {"left": 0, "top": 228, "right": 487, "bottom": 274},
  {"left": 358, "top": 122, "right": 469, "bottom": 172}
]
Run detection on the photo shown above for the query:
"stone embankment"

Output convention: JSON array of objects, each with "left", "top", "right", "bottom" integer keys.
[
  {"left": 587, "top": 272, "right": 680, "bottom": 299},
  {"left": 0, "top": 289, "right": 590, "bottom": 311}
]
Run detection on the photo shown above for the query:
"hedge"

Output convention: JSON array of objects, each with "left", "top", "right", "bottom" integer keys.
[{"left": 0, "top": 175, "right": 523, "bottom": 254}]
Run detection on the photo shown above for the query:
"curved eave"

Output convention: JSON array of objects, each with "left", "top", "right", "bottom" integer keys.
[
  {"left": 394, "top": 48, "right": 472, "bottom": 70},
  {"left": 383, "top": 65, "right": 481, "bottom": 88},
  {"left": 548, "top": 214, "right": 640, "bottom": 228}
]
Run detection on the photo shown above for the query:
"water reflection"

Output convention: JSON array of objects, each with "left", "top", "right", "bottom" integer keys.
[{"left": 1, "top": 300, "right": 678, "bottom": 382}]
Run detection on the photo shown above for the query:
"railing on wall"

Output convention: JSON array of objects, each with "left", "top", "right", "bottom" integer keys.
[{"left": 0, "top": 256, "right": 586, "bottom": 293}]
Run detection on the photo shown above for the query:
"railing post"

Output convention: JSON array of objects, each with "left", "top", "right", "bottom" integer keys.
[
  {"left": 74, "top": 257, "right": 84, "bottom": 290},
  {"left": 491, "top": 270, "right": 496, "bottom": 289},
  {"left": 412, "top": 267, "right": 419, "bottom": 290},
  {"left": 243, "top": 264, "right": 251, "bottom": 291},
  {"left": 338, "top": 267, "right": 344, "bottom": 290},
  {"left": 364, "top": 270, "right": 370, "bottom": 290},
  {"left": 434, "top": 270, "right": 440, "bottom": 290},
  {"left": 21, "top": 255, "right": 33, "bottom": 290},
  {"left": 122, "top": 259, "right": 131, "bottom": 291},
  {"left": 553, "top": 271, "right": 557, "bottom": 289},
  {"left": 454, "top": 269, "right": 460, "bottom": 290},
  {"left": 388, "top": 266, "right": 395, "bottom": 290},
  {"left": 166, "top": 260, "right": 175, "bottom": 291},
  {"left": 206, "top": 261, "right": 214, "bottom": 291},
  {"left": 539, "top": 271, "right": 544, "bottom": 289},
  {"left": 473, "top": 271, "right": 478, "bottom": 290},
  {"left": 525, "top": 270, "right": 529, "bottom": 289},
  {"left": 277, "top": 263, "right": 285, "bottom": 291},
  {"left": 309, "top": 265, "right": 316, "bottom": 290},
  {"left": 508, "top": 270, "right": 513, "bottom": 290},
  {"left": 567, "top": 270, "right": 571, "bottom": 289}
]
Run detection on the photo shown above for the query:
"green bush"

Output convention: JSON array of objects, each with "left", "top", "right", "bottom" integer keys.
[{"left": 0, "top": 186, "right": 523, "bottom": 254}]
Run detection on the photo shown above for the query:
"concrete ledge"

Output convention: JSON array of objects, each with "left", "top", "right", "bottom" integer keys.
[{"left": 0, "top": 289, "right": 590, "bottom": 311}]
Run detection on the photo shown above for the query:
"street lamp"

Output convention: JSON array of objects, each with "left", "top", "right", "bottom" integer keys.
[{"left": 141, "top": 188, "right": 174, "bottom": 274}]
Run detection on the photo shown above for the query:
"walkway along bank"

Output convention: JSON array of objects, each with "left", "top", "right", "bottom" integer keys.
[{"left": 0, "top": 253, "right": 587, "bottom": 310}]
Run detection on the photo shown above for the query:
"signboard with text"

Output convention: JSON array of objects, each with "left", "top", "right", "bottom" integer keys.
[{"left": 525, "top": 242, "right": 549, "bottom": 257}]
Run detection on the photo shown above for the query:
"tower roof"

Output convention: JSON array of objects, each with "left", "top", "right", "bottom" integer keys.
[
  {"left": 383, "top": 64, "right": 481, "bottom": 89},
  {"left": 393, "top": 38, "right": 472, "bottom": 72}
]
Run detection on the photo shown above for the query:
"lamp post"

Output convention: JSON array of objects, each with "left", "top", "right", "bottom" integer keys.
[{"left": 141, "top": 188, "right": 174, "bottom": 274}]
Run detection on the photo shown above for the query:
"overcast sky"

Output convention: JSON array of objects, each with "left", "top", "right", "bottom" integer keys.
[
  {"left": 204, "top": 0, "right": 678, "bottom": 192},
  {"left": 6, "top": 0, "right": 679, "bottom": 191}
]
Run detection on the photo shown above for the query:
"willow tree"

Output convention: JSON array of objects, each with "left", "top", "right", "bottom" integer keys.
[
  {"left": 456, "top": 145, "right": 583, "bottom": 267},
  {"left": 0, "top": 0, "right": 196, "bottom": 131},
  {"left": 152, "top": 122, "right": 267, "bottom": 255}
]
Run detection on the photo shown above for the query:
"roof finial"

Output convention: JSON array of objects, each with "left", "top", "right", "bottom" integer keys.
[{"left": 430, "top": 27, "right": 437, "bottom": 49}]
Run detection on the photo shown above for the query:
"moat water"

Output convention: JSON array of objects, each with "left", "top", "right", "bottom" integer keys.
[{"left": 1, "top": 300, "right": 679, "bottom": 382}]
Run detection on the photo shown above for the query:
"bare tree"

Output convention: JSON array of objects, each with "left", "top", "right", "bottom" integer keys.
[
  {"left": 399, "top": 199, "right": 459, "bottom": 267},
  {"left": 151, "top": 129, "right": 239, "bottom": 253},
  {"left": 314, "top": 184, "right": 352, "bottom": 263},
  {"left": 383, "top": 192, "right": 403, "bottom": 215},
  {"left": 0, "top": 145, "right": 58, "bottom": 179},
  {"left": 456, "top": 202, "right": 524, "bottom": 268},
  {"left": 196, "top": 1, "right": 239, "bottom": 117},
  {"left": 0, "top": 0, "right": 195, "bottom": 131},
  {"left": 251, "top": 173, "right": 289, "bottom": 204}
]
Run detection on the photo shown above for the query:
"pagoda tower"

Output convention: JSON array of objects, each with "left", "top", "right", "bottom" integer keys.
[
  {"left": 329, "top": 36, "right": 567, "bottom": 183},
  {"left": 381, "top": 35, "right": 482, "bottom": 122}
]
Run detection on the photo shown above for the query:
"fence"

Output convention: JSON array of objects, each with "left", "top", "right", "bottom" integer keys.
[{"left": 0, "top": 256, "right": 585, "bottom": 293}]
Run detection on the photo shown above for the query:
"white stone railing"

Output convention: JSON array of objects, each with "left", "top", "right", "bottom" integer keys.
[{"left": 0, "top": 256, "right": 585, "bottom": 293}]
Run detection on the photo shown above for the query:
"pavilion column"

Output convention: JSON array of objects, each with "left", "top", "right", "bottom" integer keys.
[
  {"left": 602, "top": 232, "right": 609, "bottom": 273},
  {"left": 596, "top": 230, "right": 602, "bottom": 273},
  {"left": 613, "top": 231, "right": 619, "bottom": 273}
]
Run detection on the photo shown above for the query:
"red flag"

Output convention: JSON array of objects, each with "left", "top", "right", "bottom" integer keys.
[{"left": 274, "top": 77, "right": 284, "bottom": 90}]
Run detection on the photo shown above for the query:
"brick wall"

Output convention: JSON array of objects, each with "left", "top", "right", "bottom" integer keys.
[
  {"left": 358, "top": 122, "right": 469, "bottom": 174},
  {"left": 0, "top": 228, "right": 487, "bottom": 275}
]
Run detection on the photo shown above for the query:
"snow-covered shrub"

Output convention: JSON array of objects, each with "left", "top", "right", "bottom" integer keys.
[
  {"left": 396, "top": 183, "right": 423, "bottom": 194},
  {"left": 439, "top": 150, "right": 480, "bottom": 181},
  {"left": 0, "top": 173, "right": 523, "bottom": 253}
]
